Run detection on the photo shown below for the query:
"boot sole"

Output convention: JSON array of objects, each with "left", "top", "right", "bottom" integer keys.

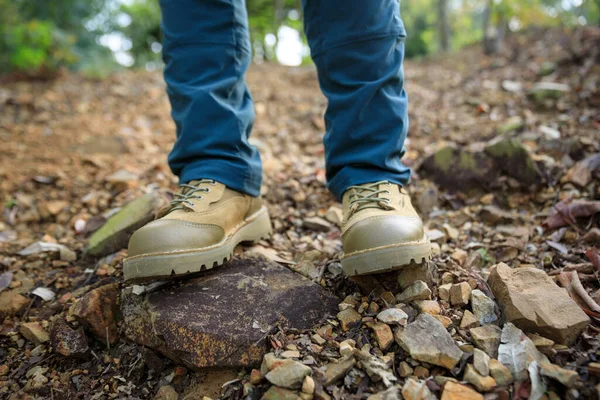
[
  {"left": 341, "top": 236, "right": 432, "bottom": 276},
  {"left": 122, "top": 207, "right": 272, "bottom": 282}
]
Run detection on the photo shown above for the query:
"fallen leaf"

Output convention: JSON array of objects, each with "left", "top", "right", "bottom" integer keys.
[
  {"left": 582, "top": 228, "right": 600, "bottom": 243},
  {"left": 528, "top": 361, "right": 547, "bottom": 400},
  {"left": 586, "top": 248, "right": 600, "bottom": 273},
  {"left": 0, "top": 272, "right": 13, "bottom": 293},
  {"left": 32, "top": 287, "right": 56, "bottom": 301},
  {"left": 564, "top": 153, "right": 600, "bottom": 187},
  {"left": 543, "top": 199, "right": 600, "bottom": 230},
  {"left": 354, "top": 349, "right": 397, "bottom": 387},
  {"left": 546, "top": 240, "right": 568, "bottom": 254},
  {"left": 246, "top": 245, "right": 295, "bottom": 265}
]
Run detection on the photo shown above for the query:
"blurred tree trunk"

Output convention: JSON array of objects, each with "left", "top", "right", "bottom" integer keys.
[
  {"left": 437, "top": 0, "right": 451, "bottom": 52},
  {"left": 482, "top": 0, "right": 506, "bottom": 55},
  {"left": 274, "top": 0, "right": 284, "bottom": 32}
]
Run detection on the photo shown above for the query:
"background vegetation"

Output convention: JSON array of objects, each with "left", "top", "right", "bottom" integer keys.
[{"left": 0, "top": 0, "right": 598, "bottom": 75}]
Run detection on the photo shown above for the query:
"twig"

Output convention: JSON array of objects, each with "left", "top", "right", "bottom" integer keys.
[
  {"left": 21, "top": 298, "right": 35, "bottom": 321},
  {"left": 548, "top": 263, "right": 595, "bottom": 275},
  {"left": 570, "top": 271, "right": 600, "bottom": 313}
]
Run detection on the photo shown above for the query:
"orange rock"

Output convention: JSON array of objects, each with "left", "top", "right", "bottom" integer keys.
[
  {"left": 441, "top": 381, "right": 483, "bottom": 400},
  {"left": 73, "top": 283, "right": 119, "bottom": 345}
]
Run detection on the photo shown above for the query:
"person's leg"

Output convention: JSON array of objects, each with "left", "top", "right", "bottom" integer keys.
[
  {"left": 302, "top": 0, "right": 410, "bottom": 200},
  {"left": 302, "top": 1, "right": 431, "bottom": 276},
  {"left": 161, "top": 0, "right": 261, "bottom": 196},
  {"left": 123, "top": 0, "right": 272, "bottom": 282}
]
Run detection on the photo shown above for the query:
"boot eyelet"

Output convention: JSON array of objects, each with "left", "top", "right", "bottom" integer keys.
[
  {"left": 204, "top": 188, "right": 211, "bottom": 193},
  {"left": 384, "top": 190, "right": 391, "bottom": 195}
]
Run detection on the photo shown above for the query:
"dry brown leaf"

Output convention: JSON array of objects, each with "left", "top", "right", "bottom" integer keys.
[
  {"left": 564, "top": 153, "right": 600, "bottom": 187},
  {"left": 543, "top": 199, "right": 600, "bottom": 230},
  {"left": 586, "top": 248, "right": 600, "bottom": 273},
  {"left": 582, "top": 228, "right": 600, "bottom": 243}
]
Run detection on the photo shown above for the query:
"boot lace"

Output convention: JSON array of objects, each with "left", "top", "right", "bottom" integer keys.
[
  {"left": 162, "top": 179, "right": 216, "bottom": 214},
  {"left": 347, "top": 181, "right": 394, "bottom": 217}
]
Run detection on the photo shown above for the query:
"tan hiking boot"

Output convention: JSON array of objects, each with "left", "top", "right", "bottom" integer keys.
[
  {"left": 340, "top": 181, "right": 431, "bottom": 276},
  {"left": 123, "top": 179, "right": 271, "bottom": 282}
]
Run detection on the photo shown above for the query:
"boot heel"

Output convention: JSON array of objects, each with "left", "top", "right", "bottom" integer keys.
[{"left": 240, "top": 207, "right": 272, "bottom": 245}]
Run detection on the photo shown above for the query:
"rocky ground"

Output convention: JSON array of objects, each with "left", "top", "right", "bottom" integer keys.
[{"left": 1, "top": 27, "right": 599, "bottom": 400}]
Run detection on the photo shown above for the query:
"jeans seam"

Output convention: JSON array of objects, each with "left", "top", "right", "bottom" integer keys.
[
  {"left": 311, "top": 31, "right": 406, "bottom": 59},
  {"left": 231, "top": 7, "right": 252, "bottom": 193}
]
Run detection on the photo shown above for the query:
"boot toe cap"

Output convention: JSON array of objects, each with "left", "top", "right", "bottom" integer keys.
[
  {"left": 127, "top": 219, "right": 225, "bottom": 258},
  {"left": 342, "top": 215, "right": 425, "bottom": 255}
]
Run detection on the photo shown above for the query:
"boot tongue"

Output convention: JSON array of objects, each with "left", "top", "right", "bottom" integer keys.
[
  {"left": 157, "top": 179, "right": 215, "bottom": 218},
  {"left": 348, "top": 182, "right": 392, "bottom": 214}
]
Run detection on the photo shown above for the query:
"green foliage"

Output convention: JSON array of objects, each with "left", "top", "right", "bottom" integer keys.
[
  {"left": 1, "top": 0, "right": 598, "bottom": 74},
  {"left": 0, "top": 0, "right": 113, "bottom": 74},
  {"left": 115, "top": 0, "right": 162, "bottom": 68},
  {"left": 4, "top": 20, "right": 78, "bottom": 72}
]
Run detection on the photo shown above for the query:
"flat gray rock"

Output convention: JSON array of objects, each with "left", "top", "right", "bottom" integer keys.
[
  {"left": 395, "top": 313, "right": 462, "bottom": 370},
  {"left": 121, "top": 256, "right": 339, "bottom": 369}
]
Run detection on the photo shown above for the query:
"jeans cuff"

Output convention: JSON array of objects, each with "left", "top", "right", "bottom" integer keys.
[
  {"left": 179, "top": 160, "right": 262, "bottom": 197},
  {"left": 327, "top": 165, "right": 411, "bottom": 201}
]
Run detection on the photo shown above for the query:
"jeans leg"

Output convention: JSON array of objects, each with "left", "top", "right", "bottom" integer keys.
[
  {"left": 302, "top": 0, "right": 411, "bottom": 200},
  {"left": 160, "top": 0, "right": 262, "bottom": 196}
]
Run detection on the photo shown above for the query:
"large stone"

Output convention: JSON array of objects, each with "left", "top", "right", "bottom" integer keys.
[
  {"left": 484, "top": 138, "right": 541, "bottom": 185},
  {"left": 73, "top": 283, "right": 119, "bottom": 345},
  {"left": 86, "top": 192, "right": 166, "bottom": 257},
  {"left": 488, "top": 263, "right": 589, "bottom": 344},
  {"left": 395, "top": 313, "right": 462, "bottom": 370},
  {"left": 121, "top": 256, "right": 339, "bottom": 368},
  {"left": 497, "top": 323, "right": 549, "bottom": 381},
  {"left": 419, "top": 145, "right": 499, "bottom": 191}
]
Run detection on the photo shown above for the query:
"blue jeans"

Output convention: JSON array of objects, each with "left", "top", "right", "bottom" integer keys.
[{"left": 161, "top": 0, "right": 410, "bottom": 200}]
